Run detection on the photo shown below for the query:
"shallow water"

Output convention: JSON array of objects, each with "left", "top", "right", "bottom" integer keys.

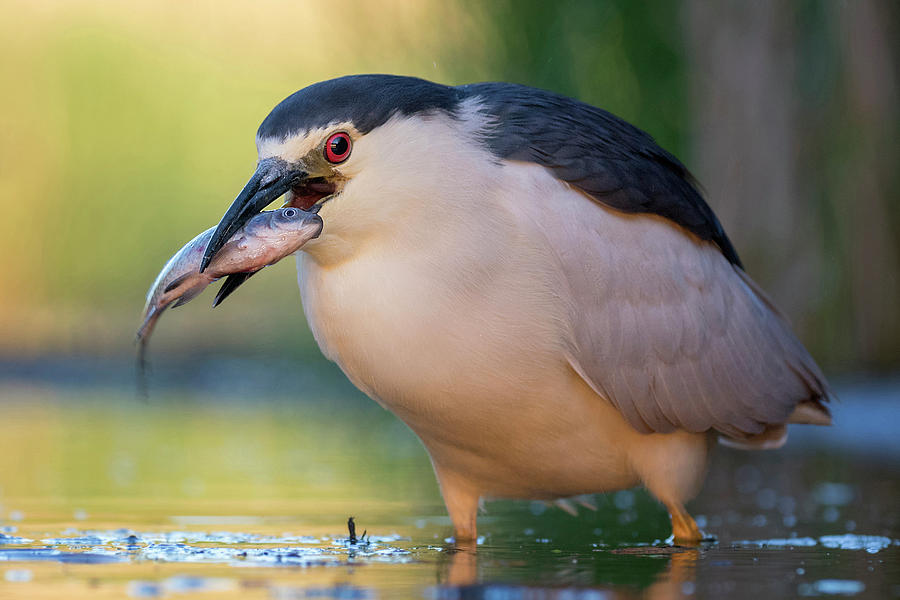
[{"left": 0, "top": 360, "right": 898, "bottom": 599}]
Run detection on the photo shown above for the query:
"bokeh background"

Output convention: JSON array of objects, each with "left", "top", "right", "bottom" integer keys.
[{"left": 1, "top": 0, "right": 897, "bottom": 373}]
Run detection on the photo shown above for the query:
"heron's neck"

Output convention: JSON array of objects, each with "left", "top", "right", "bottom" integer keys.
[{"left": 302, "top": 121, "right": 505, "bottom": 267}]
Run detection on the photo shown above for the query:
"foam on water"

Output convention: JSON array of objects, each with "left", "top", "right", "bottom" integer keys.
[
  {"left": 738, "top": 534, "right": 895, "bottom": 554},
  {"left": 0, "top": 533, "right": 33, "bottom": 545},
  {"left": 818, "top": 534, "right": 893, "bottom": 553},
  {"left": 798, "top": 579, "right": 866, "bottom": 596},
  {"left": 1, "top": 528, "right": 413, "bottom": 568}
]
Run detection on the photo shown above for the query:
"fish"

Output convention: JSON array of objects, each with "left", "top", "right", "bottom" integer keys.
[{"left": 136, "top": 207, "right": 323, "bottom": 390}]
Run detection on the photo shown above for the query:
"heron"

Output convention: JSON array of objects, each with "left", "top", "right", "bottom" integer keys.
[{"left": 200, "top": 74, "right": 832, "bottom": 544}]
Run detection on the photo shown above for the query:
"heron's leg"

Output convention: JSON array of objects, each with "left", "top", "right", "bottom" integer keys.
[
  {"left": 627, "top": 430, "right": 713, "bottom": 545},
  {"left": 666, "top": 501, "right": 703, "bottom": 544},
  {"left": 433, "top": 466, "right": 480, "bottom": 542}
]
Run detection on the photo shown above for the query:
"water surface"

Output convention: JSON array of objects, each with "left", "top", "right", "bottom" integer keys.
[{"left": 1, "top": 361, "right": 897, "bottom": 598}]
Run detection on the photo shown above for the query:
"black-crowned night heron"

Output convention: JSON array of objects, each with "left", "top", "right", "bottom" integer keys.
[{"left": 201, "top": 74, "right": 832, "bottom": 544}]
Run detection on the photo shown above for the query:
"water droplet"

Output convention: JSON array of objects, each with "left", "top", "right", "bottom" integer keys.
[
  {"left": 529, "top": 501, "right": 546, "bottom": 516},
  {"left": 4, "top": 569, "right": 32, "bottom": 583},
  {"left": 750, "top": 514, "right": 767, "bottom": 527},
  {"left": 756, "top": 488, "right": 777, "bottom": 510},
  {"left": 127, "top": 581, "right": 162, "bottom": 598},
  {"left": 813, "top": 482, "right": 854, "bottom": 506},
  {"left": 735, "top": 464, "right": 761, "bottom": 494},
  {"left": 613, "top": 490, "right": 634, "bottom": 510},
  {"left": 778, "top": 496, "right": 796, "bottom": 515}
]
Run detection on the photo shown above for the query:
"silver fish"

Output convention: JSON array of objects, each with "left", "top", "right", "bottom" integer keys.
[{"left": 136, "top": 207, "right": 322, "bottom": 379}]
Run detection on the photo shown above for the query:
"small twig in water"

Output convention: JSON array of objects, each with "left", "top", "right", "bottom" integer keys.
[
  {"left": 348, "top": 516, "right": 358, "bottom": 544},
  {"left": 347, "top": 516, "right": 369, "bottom": 545}
]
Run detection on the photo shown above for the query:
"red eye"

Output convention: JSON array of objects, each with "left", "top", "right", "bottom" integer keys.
[{"left": 324, "top": 132, "right": 352, "bottom": 163}]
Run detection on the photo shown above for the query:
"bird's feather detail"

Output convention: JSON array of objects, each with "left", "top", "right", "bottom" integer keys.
[{"left": 549, "top": 195, "right": 832, "bottom": 438}]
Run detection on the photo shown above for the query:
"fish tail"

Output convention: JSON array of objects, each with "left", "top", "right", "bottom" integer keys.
[{"left": 135, "top": 306, "right": 164, "bottom": 402}]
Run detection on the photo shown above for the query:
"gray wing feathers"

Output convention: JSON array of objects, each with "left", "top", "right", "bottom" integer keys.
[{"left": 565, "top": 209, "right": 831, "bottom": 438}]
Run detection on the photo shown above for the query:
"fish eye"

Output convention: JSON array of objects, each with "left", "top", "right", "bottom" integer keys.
[
  {"left": 324, "top": 132, "right": 352, "bottom": 164},
  {"left": 282, "top": 208, "right": 298, "bottom": 219}
]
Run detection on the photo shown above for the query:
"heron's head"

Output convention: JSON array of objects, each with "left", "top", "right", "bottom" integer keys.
[{"left": 201, "top": 74, "right": 499, "bottom": 271}]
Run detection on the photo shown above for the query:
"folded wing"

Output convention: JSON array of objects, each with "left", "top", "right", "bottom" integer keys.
[{"left": 559, "top": 205, "right": 831, "bottom": 439}]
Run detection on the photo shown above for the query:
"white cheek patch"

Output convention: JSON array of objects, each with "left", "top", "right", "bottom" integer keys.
[
  {"left": 256, "top": 122, "right": 358, "bottom": 164},
  {"left": 341, "top": 106, "right": 496, "bottom": 184}
]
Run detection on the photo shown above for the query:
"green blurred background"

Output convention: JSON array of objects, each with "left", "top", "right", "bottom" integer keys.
[{"left": 0, "top": 0, "right": 898, "bottom": 372}]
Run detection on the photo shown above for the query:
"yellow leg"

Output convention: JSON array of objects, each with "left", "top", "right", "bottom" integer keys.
[
  {"left": 433, "top": 466, "right": 480, "bottom": 542},
  {"left": 628, "top": 430, "right": 714, "bottom": 545},
  {"left": 667, "top": 502, "right": 703, "bottom": 545}
]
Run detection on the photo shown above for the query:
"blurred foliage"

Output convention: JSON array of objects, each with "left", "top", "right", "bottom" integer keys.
[
  {"left": 0, "top": 0, "right": 896, "bottom": 371},
  {"left": 462, "top": 0, "right": 688, "bottom": 152}
]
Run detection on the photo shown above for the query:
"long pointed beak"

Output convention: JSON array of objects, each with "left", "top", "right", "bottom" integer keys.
[{"left": 200, "top": 158, "right": 304, "bottom": 272}]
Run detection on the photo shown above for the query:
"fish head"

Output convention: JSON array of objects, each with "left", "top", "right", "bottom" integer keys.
[{"left": 244, "top": 207, "right": 324, "bottom": 256}]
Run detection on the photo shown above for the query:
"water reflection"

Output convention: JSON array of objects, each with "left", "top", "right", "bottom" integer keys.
[
  {"left": 0, "top": 521, "right": 897, "bottom": 598},
  {"left": 436, "top": 544, "right": 700, "bottom": 599},
  {"left": 0, "top": 373, "right": 898, "bottom": 598}
]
